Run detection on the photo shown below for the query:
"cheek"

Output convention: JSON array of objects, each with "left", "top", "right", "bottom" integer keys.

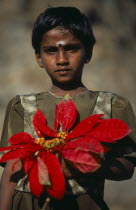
[
  {"left": 74, "top": 54, "right": 86, "bottom": 67},
  {"left": 41, "top": 57, "right": 55, "bottom": 69}
]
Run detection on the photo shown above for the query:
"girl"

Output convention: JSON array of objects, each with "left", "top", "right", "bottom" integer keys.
[{"left": 0, "top": 7, "right": 136, "bottom": 210}]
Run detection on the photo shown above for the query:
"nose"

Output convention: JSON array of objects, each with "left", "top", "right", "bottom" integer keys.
[{"left": 56, "top": 49, "right": 69, "bottom": 66}]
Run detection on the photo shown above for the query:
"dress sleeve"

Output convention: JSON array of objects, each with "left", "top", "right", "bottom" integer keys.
[
  {"left": 112, "top": 95, "right": 136, "bottom": 143},
  {"left": 107, "top": 95, "right": 136, "bottom": 163},
  {"left": 0, "top": 95, "right": 24, "bottom": 147}
]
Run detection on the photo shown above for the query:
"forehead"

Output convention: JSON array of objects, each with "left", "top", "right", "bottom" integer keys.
[{"left": 41, "top": 27, "right": 81, "bottom": 46}]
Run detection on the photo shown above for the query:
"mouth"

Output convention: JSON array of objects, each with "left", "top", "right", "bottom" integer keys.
[
  {"left": 54, "top": 69, "right": 72, "bottom": 75},
  {"left": 55, "top": 69, "right": 71, "bottom": 73}
]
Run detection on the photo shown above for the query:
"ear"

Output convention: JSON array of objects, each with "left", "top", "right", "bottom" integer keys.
[
  {"left": 35, "top": 53, "right": 44, "bottom": 68},
  {"left": 85, "top": 55, "right": 91, "bottom": 64},
  {"left": 85, "top": 59, "right": 90, "bottom": 64},
  {"left": 85, "top": 48, "right": 92, "bottom": 64}
]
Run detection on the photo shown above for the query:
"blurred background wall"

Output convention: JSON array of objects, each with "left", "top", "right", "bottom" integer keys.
[{"left": 0, "top": 0, "right": 136, "bottom": 209}]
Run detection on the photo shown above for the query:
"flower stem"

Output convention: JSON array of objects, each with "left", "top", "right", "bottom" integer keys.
[{"left": 40, "top": 197, "right": 51, "bottom": 210}]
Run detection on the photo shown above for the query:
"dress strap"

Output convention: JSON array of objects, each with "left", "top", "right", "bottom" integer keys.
[
  {"left": 15, "top": 94, "right": 39, "bottom": 192},
  {"left": 20, "top": 94, "right": 38, "bottom": 138},
  {"left": 92, "top": 91, "right": 116, "bottom": 119}
]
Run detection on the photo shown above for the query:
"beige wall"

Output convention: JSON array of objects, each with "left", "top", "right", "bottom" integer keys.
[{"left": 0, "top": 1, "right": 136, "bottom": 209}]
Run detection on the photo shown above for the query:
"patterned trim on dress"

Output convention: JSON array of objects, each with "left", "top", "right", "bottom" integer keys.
[
  {"left": 15, "top": 94, "right": 38, "bottom": 192},
  {"left": 92, "top": 91, "right": 115, "bottom": 119},
  {"left": 20, "top": 94, "right": 38, "bottom": 139}
]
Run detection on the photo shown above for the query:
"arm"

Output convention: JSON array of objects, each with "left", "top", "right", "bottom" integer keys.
[
  {"left": 0, "top": 95, "right": 24, "bottom": 148},
  {"left": 0, "top": 160, "right": 22, "bottom": 210},
  {"left": 101, "top": 95, "right": 136, "bottom": 181},
  {"left": 102, "top": 157, "right": 135, "bottom": 181},
  {"left": 0, "top": 96, "right": 24, "bottom": 209}
]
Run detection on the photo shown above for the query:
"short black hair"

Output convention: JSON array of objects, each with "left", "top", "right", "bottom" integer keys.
[{"left": 32, "top": 7, "right": 96, "bottom": 60}]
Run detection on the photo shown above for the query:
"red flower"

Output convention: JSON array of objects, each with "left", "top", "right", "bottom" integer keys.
[{"left": 0, "top": 97, "right": 130, "bottom": 199}]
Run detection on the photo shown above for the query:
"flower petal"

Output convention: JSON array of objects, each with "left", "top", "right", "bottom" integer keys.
[
  {"left": 9, "top": 132, "right": 35, "bottom": 145},
  {"left": 61, "top": 148, "right": 101, "bottom": 173},
  {"left": 0, "top": 148, "right": 23, "bottom": 162},
  {"left": 20, "top": 144, "right": 39, "bottom": 157},
  {"left": 37, "top": 156, "right": 51, "bottom": 186},
  {"left": 43, "top": 151, "right": 66, "bottom": 199},
  {"left": 24, "top": 157, "right": 35, "bottom": 173},
  {"left": 0, "top": 144, "right": 39, "bottom": 163},
  {"left": 33, "top": 109, "right": 57, "bottom": 137},
  {"left": 54, "top": 105, "right": 59, "bottom": 131},
  {"left": 89, "top": 118, "right": 131, "bottom": 142},
  {"left": 0, "top": 145, "right": 22, "bottom": 152},
  {"left": 67, "top": 114, "right": 103, "bottom": 139},
  {"left": 57, "top": 99, "right": 78, "bottom": 132},
  {"left": 29, "top": 159, "right": 44, "bottom": 197},
  {"left": 64, "top": 137, "right": 109, "bottom": 153}
]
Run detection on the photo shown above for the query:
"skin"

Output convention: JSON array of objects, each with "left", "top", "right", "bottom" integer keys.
[
  {"left": 0, "top": 160, "right": 22, "bottom": 210},
  {"left": 0, "top": 27, "right": 135, "bottom": 210},
  {"left": 36, "top": 27, "right": 89, "bottom": 96}
]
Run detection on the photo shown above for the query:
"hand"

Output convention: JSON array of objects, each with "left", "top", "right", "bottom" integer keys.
[{"left": 101, "top": 157, "right": 134, "bottom": 181}]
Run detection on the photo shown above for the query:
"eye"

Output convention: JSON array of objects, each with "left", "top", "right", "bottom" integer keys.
[
  {"left": 64, "top": 45, "right": 81, "bottom": 52},
  {"left": 43, "top": 47, "right": 58, "bottom": 54}
]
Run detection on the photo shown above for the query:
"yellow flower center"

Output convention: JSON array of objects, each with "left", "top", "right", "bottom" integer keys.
[
  {"left": 35, "top": 132, "right": 68, "bottom": 151},
  {"left": 57, "top": 131, "right": 67, "bottom": 139}
]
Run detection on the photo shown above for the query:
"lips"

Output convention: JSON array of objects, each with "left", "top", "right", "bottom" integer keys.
[{"left": 55, "top": 69, "right": 71, "bottom": 72}]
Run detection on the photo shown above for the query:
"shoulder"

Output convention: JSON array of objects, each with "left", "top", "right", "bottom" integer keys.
[
  {"left": 6, "top": 95, "right": 21, "bottom": 112},
  {"left": 111, "top": 94, "right": 131, "bottom": 109},
  {"left": 97, "top": 91, "right": 131, "bottom": 108},
  {"left": 99, "top": 91, "right": 136, "bottom": 144},
  {"left": 111, "top": 93, "right": 134, "bottom": 117},
  {"left": 6, "top": 92, "right": 48, "bottom": 114},
  {"left": 107, "top": 92, "right": 136, "bottom": 141},
  {"left": 97, "top": 91, "right": 135, "bottom": 122},
  {"left": 100, "top": 91, "right": 134, "bottom": 114},
  {"left": 8, "top": 92, "right": 47, "bottom": 106}
]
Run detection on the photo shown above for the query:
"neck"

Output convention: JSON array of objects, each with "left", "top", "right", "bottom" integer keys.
[{"left": 49, "top": 81, "right": 88, "bottom": 97}]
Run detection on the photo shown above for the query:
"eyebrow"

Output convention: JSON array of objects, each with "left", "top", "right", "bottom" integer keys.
[
  {"left": 42, "top": 43, "right": 82, "bottom": 49},
  {"left": 42, "top": 46, "right": 58, "bottom": 49}
]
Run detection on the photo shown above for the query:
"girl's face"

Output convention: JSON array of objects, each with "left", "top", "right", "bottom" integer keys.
[{"left": 36, "top": 27, "right": 87, "bottom": 85}]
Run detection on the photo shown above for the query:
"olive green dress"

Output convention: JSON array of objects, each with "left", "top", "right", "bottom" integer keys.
[{"left": 0, "top": 91, "right": 136, "bottom": 210}]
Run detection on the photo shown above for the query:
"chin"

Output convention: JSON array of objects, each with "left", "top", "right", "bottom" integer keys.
[
  {"left": 52, "top": 78, "right": 78, "bottom": 87},
  {"left": 53, "top": 77, "right": 74, "bottom": 84}
]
